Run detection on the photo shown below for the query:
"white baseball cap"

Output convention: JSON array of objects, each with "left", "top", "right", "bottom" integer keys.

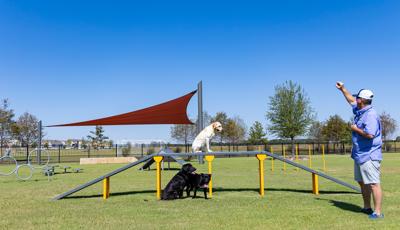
[{"left": 353, "top": 89, "right": 374, "bottom": 100}]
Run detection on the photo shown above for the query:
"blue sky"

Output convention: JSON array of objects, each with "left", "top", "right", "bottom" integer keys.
[{"left": 1, "top": 0, "right": 399, "bottom": 142}]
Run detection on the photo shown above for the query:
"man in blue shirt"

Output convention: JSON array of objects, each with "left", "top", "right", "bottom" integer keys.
[{"left": 336, "top": 81, "right": 384, "bottom": 219}]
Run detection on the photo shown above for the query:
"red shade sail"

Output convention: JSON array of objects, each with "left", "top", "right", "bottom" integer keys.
[{"left": 48, "top": 90, "right": 196, "bottom": 127}]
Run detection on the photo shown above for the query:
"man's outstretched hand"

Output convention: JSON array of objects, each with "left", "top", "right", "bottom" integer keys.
[{"left": 336, "top": 81, "right": 344, "bottom": 90}]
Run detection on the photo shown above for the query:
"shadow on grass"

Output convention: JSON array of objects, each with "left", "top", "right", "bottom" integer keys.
[
  {"left": 315, "top": 198, "right": 362, "bottom": 213},
  {"left": 212, "top": 187, "right": 358, "bottom": 195},
  {"left": 63, "top": 187, "right": 358, "bottom": 200},
  {"left": 63, "top": 190, "right": 155, "bottom": 199}
]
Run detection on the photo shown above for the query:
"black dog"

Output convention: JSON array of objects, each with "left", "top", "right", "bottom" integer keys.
[
  {"left": 186, "top": 173, "right": 212, "bottom": 199},
  {"left": 161, "top": 163, "right": 197, "bottom": 200}
]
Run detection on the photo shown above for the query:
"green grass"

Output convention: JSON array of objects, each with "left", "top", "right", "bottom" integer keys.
[{"left": 0, "top": 154, "right": 399, "bottom": 230}]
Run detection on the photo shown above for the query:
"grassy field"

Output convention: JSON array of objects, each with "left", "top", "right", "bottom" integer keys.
[{"left": 0, "top": 154, "right": 399, "bottom": 230}]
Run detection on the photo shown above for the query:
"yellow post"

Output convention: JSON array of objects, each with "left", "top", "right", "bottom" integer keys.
[
  {"left": 270, "top": 146, "right": 274, "bottom": 172},
  {"left": 322, "top": 144, "right": 326, "bottom": 172},
  {"left": 312, "top": 173, "right": 319, "bottom": 195},
  {"left": 295, "top": 144, "right": 299, "bottom": 171},
  {"left": 308, "top": 144, "right": 312, "bottom": 168},
  {"left": 204, "top": 155, "right": 215, "bottom": 198},
  {"left": 153, "top": 156, "right": 163, "bottom": 200},
  {"left": 283, "top": 146, "right": 286, "bottom": 172},
  {"left": 256, "top": 154, "right": 267, "bottom": 197},
  {"left": 103, "top": 177, "right": 110, "bottom": 200}
]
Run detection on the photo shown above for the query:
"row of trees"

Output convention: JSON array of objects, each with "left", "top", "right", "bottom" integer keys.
[
  {"left": 0, "top": 99, "right": 42, "bottom": 147},
  {"left": 0, "top": 99, "right": 111, "bottom": 149},
  {"left": 171, "top": 81, "right": 398, "bottom": 157}
]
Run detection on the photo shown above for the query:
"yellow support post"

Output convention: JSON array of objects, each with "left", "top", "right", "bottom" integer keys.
[
  {"left": 153, "top": 156, "right": 163, "bottom": 200},
  {"left": 103, "top": 177, "right": 110, "bottom": 200},
  {"left": 295, "top": 144, "right": 299, "bottom": 172},
  {"left": 205, "top": 155, "right": 215, "bottom": 198},
  {"left": 270, "top": 146, "right": 274, "bottom": 172},
  {"left": 312, "top": 173, "right": 319, "bottom": 195},
  {"left": 256, "top": 154, "right": 267, "bottom": 197},
  {"left": 322, "top": 144, "right": 326, "bottom": 172},
  {"left": 283, "top": 146, "right": 286, "bottom": 172},
  {"left": 308, "top": 144, "right": 312, "bottom": 168}
]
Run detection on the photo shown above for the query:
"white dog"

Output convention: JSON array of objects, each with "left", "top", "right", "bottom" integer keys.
[{"left": 192, "top": 122, "right": 223, "bottom": 153}]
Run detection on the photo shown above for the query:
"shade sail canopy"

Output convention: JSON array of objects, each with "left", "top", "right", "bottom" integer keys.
[{"left": 48, "top": 90, "right": 196, "bottom": 127}]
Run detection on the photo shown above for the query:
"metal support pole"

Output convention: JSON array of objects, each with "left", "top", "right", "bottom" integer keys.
[
  {"left": 205, "top": 155, "right": 215, "bottom": 198},
  {"left": 103, "top": 177, "right": 110, "bottom": 199},
  {"left": 197, "top": 81, "right": 204, "bottom": 164},
  {"left": 26, "top": 145, "right": 29, "bottom": 164},
  {"left": 270, "top": 146, "right": 274, "bottom": 172},
  {"left": 197, "top": 81, "right": 204, "bottom": 136},
  {"left": 58, "top": 146, "right": 61, "bottom": 163},
  {"left": 37, "top": 120, "right": 42, "bottom": 165},
  {"left": 256, "top": 154, "right": 267, "bottom": 197},
  {"left": 322, "top": 144, "right": 326, "bottom": 172},
  {"left": 308, "top": 144, "right": 312, "bottom": 168},
  {"left": 154, "top": 156, "right": 163, "bottom": 200},
  {"left": 312, "top": 173, "right": 319, "bottom": 195},
  {"left": 283, "top": 146, "right": 286, "bottom": 172},
  {"left": 295, "top": 144, "right": 299, "bottom": 172}
]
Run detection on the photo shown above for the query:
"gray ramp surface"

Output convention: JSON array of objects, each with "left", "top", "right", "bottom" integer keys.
[
  {"left": 54, "top": 151, "right": 360, "bottom": 201},
  {"left": 53, "top": 153, "right": 156, "bottom": 200}
]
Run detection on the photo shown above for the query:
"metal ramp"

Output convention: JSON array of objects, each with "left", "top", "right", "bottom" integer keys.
[
  {"left": 52, "top": 153, "right": 156, "bottom": 200},
  {"left": 53, "top": 150, "right": 360, "bottom": 201}
]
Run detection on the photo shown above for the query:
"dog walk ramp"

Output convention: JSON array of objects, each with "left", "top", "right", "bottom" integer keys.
[
  {"left": 264, "top": 151, "right": 361, "bottom": 192},
  {"left": 53, "top": 153, "right": 156, "bottom": 200},
  {"left": 157, "top": 151, "right": 361, "bottom": 193}
]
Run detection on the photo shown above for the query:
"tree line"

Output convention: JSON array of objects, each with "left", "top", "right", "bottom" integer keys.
[
  {"left": 0, "top": 99, "right": 42, "bottom": 147},
  {"left": 171, "top": 81, "right": 398, "bottom": 156},
  {"left": 0, "top": 98, "right": 111, "bottom": 149}
]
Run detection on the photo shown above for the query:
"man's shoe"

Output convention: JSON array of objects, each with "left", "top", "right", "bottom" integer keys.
[
  {"left": 368, "top": 212, "right": 384, "bottom": 219},
  {"left": 361, "top": 208, "right": 374, "bottom": 215}
]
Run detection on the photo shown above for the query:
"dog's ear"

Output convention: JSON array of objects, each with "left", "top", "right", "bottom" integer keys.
[
  {"left": 182, "top": 163, "right": 191, "bottom": 172},
  {"left": 212, "top": 122, "right": 218, "bottom": 129}
]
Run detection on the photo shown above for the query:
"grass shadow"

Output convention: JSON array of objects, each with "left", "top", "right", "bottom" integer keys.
[
  {"left": 315, "top": 198, "right": 362, "bottom": 213},
  {"left": 213, "top": 187, "right": 358, "bottom": 195},
  {"left": 63, "top": 187, "right": 358, "bottom": 200},
  {"left": 63, "top": 190, "right": 155, "bottom": 199}
]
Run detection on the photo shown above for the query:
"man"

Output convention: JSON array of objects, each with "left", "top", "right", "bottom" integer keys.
[{"left": 336, "top": 81, "right": 384, "bottom": 219}]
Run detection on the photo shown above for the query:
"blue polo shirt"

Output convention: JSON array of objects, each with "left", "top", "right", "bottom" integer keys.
[{"left": 351, "top": 103, "right": 382, "bottom": 164}]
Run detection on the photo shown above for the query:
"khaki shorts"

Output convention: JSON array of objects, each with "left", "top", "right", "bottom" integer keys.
[{"left": 354, "top": 160, "right": 381, "bottom": 184}]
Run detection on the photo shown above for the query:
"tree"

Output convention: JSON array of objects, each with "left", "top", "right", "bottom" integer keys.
[
  {"left": 308, "top": 120, "right": 324, "bottom": 141},
  {"left": 211, "top": 112, "right": 229, "bottom": 143},
  {"left": 170, "top": 124, "right": 197, "bottom": 145},
  {"left": 87, "top": 125, "right": 109, "bottom": 150},
  {"left": 0, "top": 99, "right": 15, "bottom": 147},
  {"left": 15, "top": 112, "right": 40, "bottom": 146},
  {"left": 321, "top": 115, "right": 351, "bottom": 142},
  {"left": 225, "top": 116, "right": 247, "bottom": 144},
  {"left": 248, "top": 121, "right": 267, "bottom": 144},
  {"left": 266, "top": 81, "right": 314, "bottom": 157},
  {"left": 81, "top": 138, "right": 88, "bottom": 149},
  {"left": 380, "top": 112, "right": 397, "bottom": 141}
]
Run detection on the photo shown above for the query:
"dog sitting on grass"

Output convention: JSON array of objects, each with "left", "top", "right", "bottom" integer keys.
[
  {"left": 161, "top": 163, "right": 197, "bottom": 200},
  {"left": 186, "top": 173, "right": 212, "bottom": 199}
]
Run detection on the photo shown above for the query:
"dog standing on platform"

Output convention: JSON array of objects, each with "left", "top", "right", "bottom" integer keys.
[{"left": 192, "top": 122, "right": 223, "bottom": 153}]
